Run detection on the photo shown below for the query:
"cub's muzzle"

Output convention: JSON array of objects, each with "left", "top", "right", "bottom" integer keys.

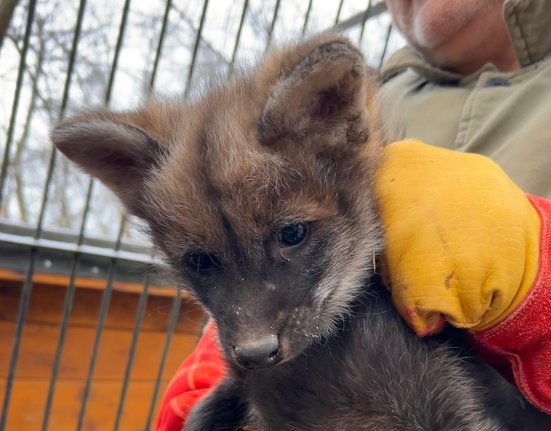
[{"left": 232, "top": 334, "right": 282, "bottom": 369}]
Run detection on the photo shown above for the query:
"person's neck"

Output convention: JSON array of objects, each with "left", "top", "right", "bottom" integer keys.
[
  {"left": 449, "top": 48, "right": 520, "bottom": 75},
  {"left": 421, "top": 12, "right": 521, "bottom": 76}
]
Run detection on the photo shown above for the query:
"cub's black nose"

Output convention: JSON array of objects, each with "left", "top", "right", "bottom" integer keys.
[{"left": 233, "top": 334, "right": 282, "bottom": 369}]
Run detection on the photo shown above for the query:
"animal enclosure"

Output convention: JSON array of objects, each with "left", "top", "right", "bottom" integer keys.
[{"left": 0, "top": 1, "right": 401, "bottom": 430}]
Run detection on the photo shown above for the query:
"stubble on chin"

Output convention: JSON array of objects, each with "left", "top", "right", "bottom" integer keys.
[{"left": 409, "top": 0, "right": 485, "bottom": 50}]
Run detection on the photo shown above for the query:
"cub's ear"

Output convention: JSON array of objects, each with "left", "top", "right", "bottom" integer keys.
[
  {"left": 51, "top": 111, "right": 166, "bottom": 215},
  {"left": 257, "top": 37, "right": 372, "bottom": 149}
]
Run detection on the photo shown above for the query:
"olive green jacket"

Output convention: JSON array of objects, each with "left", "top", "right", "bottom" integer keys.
[{"left": 380, "top": 0, "right": 551, "bottom": 199}]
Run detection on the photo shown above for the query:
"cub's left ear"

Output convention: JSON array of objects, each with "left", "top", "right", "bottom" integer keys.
[
  {"left": 257, "top": 38, "right": 372, "bottom": 149},
  {"left": 51, "top": 110, "right": 166, "bottom": 215}
]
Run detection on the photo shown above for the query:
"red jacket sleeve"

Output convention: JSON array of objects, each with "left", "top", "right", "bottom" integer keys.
[
  {"left": 154, "top": 321, "right": 227, "bottom": 431},
  {"left": 470, "top": 194, "right": 551, "bottom": 414}
]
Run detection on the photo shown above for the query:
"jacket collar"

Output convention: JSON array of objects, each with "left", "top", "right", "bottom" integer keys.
[
  {"left": 505, "top": 0, "right": 551, "bottom": 67},
  {"left": 381, "top": 0, "right": 551, "bottom": 83}
]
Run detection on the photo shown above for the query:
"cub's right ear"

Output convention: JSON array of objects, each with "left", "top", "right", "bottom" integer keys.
[{"left": 51, "top": 113, "right": 166, "bottom": 215}]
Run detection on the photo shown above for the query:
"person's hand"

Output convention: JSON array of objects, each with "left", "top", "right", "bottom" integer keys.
[{"left": 375, "top": 140, "right": 541, "bottom": 336}]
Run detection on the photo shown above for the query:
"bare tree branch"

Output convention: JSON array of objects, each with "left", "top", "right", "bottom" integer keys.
[
  {"left": 170, "top": 5, "right": 231, "bottom": 66},
  {"left": 12, "top": 17, "right": 46, "bottom": 222},
  {"left": 0, "top": 0, "right": 19, "bottom": 52}
]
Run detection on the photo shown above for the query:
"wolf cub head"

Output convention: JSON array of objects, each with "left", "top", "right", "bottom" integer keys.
[{"left": 52, "top": 35, "right": 384, "bottom": 370}]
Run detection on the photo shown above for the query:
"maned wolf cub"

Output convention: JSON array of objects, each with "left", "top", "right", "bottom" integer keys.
[{"left": 52, "top": 35, "right": 547, "bottom": 430}]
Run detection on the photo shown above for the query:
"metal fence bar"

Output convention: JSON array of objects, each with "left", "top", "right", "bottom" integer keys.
[
  {"left": 357, "top": 0, "right": 372, "bottom": 44},
  {"left": 0, "top": 249, "right": 35, "bottom": 431},
  {"left": 40, "top": 1, "right": 132, "bottom": 428},
  {"left": 70, "top": 2, "right": 134, "bottom": 425},
  {"left": 184, "top": 0, "right": 210, "bottom": 97},
  {"left": 39, "top": 259, "right": 79, "bottom": 430},
  {"left": 36, "top": 0, "right": 87, "bottom": 238},
  {"left": 0, "top": 1, "right": 87, "bottom": 428},
  {"left": 149, "top": 0, "right": 172, "bottom": 91},
  {"left": 227, "top": 0, "right": 249, "bottom": 77},
  {"left": 75, "top": 218, "right": 126, "bottom": 431},
  {"left": 105, "top": 0, "right": 132, "bottom": 104},
  {"left": 13, "top": 0, "right": 87, "bottom": 423},
  {"left": 264, "top": 0, "right": 281, "bottom": 51},
  {"left": 0, "top": 0, "right": 37, "bottom": 210},
  {"left": 112, "top": 272, "right": 151, "bottom": 431},
  {"left": 334, "top": 1, "right": 386, "bottom": 32},
  {"left": 0, "top": 230, "right": 157, "bottom": 263},
  {"left": 143, "top": 291, "right": 183, "bottom": 431},
  {"left": 39, "top": 180, "right": 95, "bottom": 431},
  {"left": 334, "top": 0, "right": 345, "bottom": 25},
  {"left": 301, "top": 0, "right": 313, "bottom": 36},
  {"left": 378, "top": 23, "right": 393, "bottom": 69},
  {"left": 75, "top": 259, "right": 116, "bottom": 431}
]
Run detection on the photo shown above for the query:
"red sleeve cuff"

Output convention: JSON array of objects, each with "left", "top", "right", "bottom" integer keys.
[
  {"left": 154, "top": 321, "right": 227, "bottom": 431},
  {"left": 470, "top": 194, "right": 551, "bottom": 414}
]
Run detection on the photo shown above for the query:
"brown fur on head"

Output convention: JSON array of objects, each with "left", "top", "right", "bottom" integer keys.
[{"left": 52, "top": 34, "right": 384, "bottom": 368}]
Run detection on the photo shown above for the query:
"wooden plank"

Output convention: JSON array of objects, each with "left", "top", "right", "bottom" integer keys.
[
  {"left": 0, "top": 320, "right": 200, "bottom": 380},
  {"left": 0, "top": 282, "right": 205, "bottom": 333},
  {"left": 0, "top": 378, "right": 170, "bottom": 431},
  {"left": 0, "top": 267, "right": 192, "bottom": 298}
]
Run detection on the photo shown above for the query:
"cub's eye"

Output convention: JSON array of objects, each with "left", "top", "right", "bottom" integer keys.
[
  {"left": 186, "top": 253, "right": 221, "bottom": 273},
  {"left": 277, "top": 223, "right": 308, "bottom": 247}
]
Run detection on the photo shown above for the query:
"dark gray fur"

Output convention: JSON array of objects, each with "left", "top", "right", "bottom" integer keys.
[{"left": 186, "top": 281, "right": 550, "bottom": 431}]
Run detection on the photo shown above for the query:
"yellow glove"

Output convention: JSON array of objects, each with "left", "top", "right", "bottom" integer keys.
[{"left": 375, "top": 140, "right": 541, "bottom": 335}]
